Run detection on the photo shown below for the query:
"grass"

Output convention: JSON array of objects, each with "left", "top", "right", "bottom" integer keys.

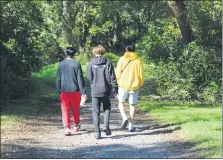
[
  {"left": 104, "top": 52, "right": 120, "bottom": 67},
  {"left": 32, "top": 63, "right": 58, "bottom": 86},
  {"left": 1, "top": 63, "right": 60, "bottom": 126},
  {"left": 139, "top": 100, "right": 222, "bottom": 158}
]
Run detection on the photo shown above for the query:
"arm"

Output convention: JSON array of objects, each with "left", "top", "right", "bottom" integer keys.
[
  {"left": 139, "top": 59, "right": 144, "bottom": 87},
  {"left": 108, "top": 62, "right": 118, "bottom": 94},
  {"left": 115, "top": 58, "right": 123, "bottom": 86},
  {"left": 86, "top": 62, "right": 92, "bottom": 81},
  {"left": 77, "top": 63, "right": 86, "bottom": 95},
  {"left": 56, "top": 63, "right": 61, "bottom": 93}
]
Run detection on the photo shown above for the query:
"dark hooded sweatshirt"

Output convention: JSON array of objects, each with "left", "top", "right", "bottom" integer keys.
[{"left": 86, "top": 56, "right": 118, "bottom": 97}]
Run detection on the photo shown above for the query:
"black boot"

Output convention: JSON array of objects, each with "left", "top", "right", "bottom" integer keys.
[{"left": 103, "top": 128, "right": 111, "bottom": 136}]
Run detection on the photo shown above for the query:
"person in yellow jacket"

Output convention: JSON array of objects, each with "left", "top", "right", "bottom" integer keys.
[{"left": 115, "top": 45, "right": 144, "bottom": 132}]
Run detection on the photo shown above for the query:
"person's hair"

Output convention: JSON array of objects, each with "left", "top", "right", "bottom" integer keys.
[
  {"left": 125, "top": 45, "right": 135, "bottom": 52},
  {"left": 92, "top": 45, "right": 106, "bottom": 55},
  {"left": 65, "top": 47, "right": 76, "bottom": 57}
]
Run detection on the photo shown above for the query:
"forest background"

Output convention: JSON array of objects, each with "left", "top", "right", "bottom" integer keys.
[{"left": 0, "top": 0, "right": 222, "bottom": 105}]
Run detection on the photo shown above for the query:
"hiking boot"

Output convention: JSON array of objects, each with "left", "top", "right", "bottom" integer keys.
[
  {"left": 95, "top": 131, "right": 101, "bottom": 139},
  {"left": 120, "top": 119, "right": 128, "bottom": 129},
  {"left": 74, "top": 124, "right": 81, "bottom": 133},
  {"left": 103, "top": 128, "right": 112, "bottom": 136}
]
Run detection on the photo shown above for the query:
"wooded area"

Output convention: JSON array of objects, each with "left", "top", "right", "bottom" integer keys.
[{"left": 0, "top": 1, "right": 222, "bottom": 104}]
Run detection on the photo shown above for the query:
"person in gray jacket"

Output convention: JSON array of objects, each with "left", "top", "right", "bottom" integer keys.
[{"left": 87, "top": 45, "right": 118, "bottom": 139}]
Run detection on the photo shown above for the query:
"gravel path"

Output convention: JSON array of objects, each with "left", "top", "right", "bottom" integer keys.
[{"left": 1, "top": 96, "right": 202, "bottom": 159}]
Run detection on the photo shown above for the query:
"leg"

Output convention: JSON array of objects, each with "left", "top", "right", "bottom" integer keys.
[
  {"left": 118, "top": 88, "right": 128, "bottom": 120},
  {"left": 129, "top": 104, "right": 136, "bottom": 123},
  {"left": 92, "top": 97, "right": 102, "bottom": 139},
  {"left": 60, "top": 92, "right": 71, "bottom": 135},
  {"left": 118, "top": 102, "right": 127, "bottom": 120},
  {"left": 70, "top": 92, "right": 81, "bottom": 125},
  {"left": 128, "top": 90, "right": 139, "bottom": 131},
  {"left": 92, "top": 97, "right": 101, "bottom": 132},
  {"left": 102, "top": 96, "right": 112, "bottom": 135},
  {"left": 70, "top": 92, "right": 81, "bottom": 132}
]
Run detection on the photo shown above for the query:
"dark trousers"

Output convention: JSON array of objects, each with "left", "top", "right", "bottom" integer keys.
[{"left": 92, "top": 96, "right": 111, "bottom": 132}]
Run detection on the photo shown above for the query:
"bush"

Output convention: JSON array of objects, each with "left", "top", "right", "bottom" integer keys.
[
  {"left": 141, "top": 42, "right": 221, "bottom": 103},
  {"left": 198, "top": 81, "right": 221, "bottom": 103},
  {"left": 0, "top": 70, "right": 35, "bottom": 105},
  {"left": 178, "top": 42, "right": 221, "bottom": 101},
  {"left": 144, "top": 61, "right": 193, "bottom": 100},
  {"left": 138, "top": 18, "right": 183, "bottom": 62}
]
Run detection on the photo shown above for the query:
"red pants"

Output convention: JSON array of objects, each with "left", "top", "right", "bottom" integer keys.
[{"left": 60, "top": 92, "right": 81, "bottom": 128}]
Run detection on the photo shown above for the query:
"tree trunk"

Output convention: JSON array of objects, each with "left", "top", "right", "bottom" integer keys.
[
  {"left": 112, "top": 15, "right": 121, "bottom": 52},
  {"left": 168, "top": 0, "right": 194, "bottom": 44},
  {"left": 62, "top": 0, "right": 73, "bottom": 45}
]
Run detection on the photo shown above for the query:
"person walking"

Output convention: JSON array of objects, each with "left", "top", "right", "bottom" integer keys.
[
  {"left": 87, "top": 45, "right": 118, "bottom": 139},
  {"left": 56, "top": 47, "right": 87, "bottom": 136},
  {"left": 115, "top": 45, "right": 144, "bottom": 132}
]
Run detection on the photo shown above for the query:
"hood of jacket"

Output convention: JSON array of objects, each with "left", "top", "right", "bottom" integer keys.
[
  {"left": 91, "top": 56, "right": 107, "bottom": 65},
  {"left": 123, "top": 52, "right": 138, "bottom": 60}
]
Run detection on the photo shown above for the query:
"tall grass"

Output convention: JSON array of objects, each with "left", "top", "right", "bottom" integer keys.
[
  {"left": 139, "top": 101, "right": 222, "bottom": 158},
  {"left": 32, "top": 63, "right": 58, "bottom": 85}
]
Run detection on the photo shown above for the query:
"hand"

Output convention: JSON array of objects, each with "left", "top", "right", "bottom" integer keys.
[
  {"left": 80, "top": 94, "right": 87, "bottom": 106},
  {"left": 114, "top": 93, "right": 119, "bottom": 100},
  {"left": 82, "top": 94, "right": 87, "bottom": 99}
]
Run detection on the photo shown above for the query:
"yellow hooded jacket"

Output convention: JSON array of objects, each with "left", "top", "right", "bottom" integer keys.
[{"left": 116, "top": 52, "right": 144, "bottom": 90}]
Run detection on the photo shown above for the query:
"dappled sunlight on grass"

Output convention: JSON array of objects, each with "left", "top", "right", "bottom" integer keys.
[
  {"left": 138, "top": 100, "right": 222, "bottom": 158},
  {"left": 1, "top": 115, "right": 24, "bottom": 126}
]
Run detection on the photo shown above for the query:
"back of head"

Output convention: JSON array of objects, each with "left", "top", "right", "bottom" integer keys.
[
  {"left": 92, "top": 45, "right": 106, "bottom": 56},
  {"left": 65, "top": 47, "right": 76, "bottom": 58},
  {"left": 125, "top": 45, "right": 135, "bottom": 52}
]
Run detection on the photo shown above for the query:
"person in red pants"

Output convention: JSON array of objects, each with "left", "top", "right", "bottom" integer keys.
[{"left": 56, "top": 47, "right": 87, "bottom": 136}]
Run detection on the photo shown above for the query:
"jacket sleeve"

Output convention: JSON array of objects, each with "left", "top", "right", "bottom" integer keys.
[
  {"left": 115, "top": 57, "right": 123, "bottom": 86},
  {"left": 56, "top": 63, "right": 61, "bottom": 93},
  {"left": 139, "top": 59, "right": 144, "bottom": 87},
  {"left": 108, "top": 62, "right": 118, "bottom": 94},
  {"left": 86, "top": 62, "right": 92, "bottom": 82},
  {"left": 77, "top": 63, "right": 86, "bottom": 95}
]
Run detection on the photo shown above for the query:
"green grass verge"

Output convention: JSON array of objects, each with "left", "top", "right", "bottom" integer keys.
[
  {"left": 139, "top": 100, "right": 222, "bottom": 158},
  {"left": 2, "top": 63, "right": 60, "bottom": 126}
]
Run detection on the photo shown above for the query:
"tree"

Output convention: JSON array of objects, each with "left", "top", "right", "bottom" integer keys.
[{"left": 167, "top": 0, "right": 194, "bottom": 44}]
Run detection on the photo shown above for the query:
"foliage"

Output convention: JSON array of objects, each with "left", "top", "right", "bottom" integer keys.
[
  {"left": 32, "top": 63, "right": 58, "bottom": 87},
  {"left": 1, "top": 1, "right": 45, "bottom": 103},
  {"left": 178, "top": 42, "right": 221, "bottom": 102},
  {"left": 185, "top": 1, "right": 222, "bottom": 48},
  {"left": 139, "top": 17, "right": 183, "bottom": 62},
  {"left": 138, "top": 1, "right": 221, "bottom": 102},
  {"left": 143, "top": 61, "right": 193, "bottom": 100},
  {"left": 0, "top": 1, "right": 222, "bottom": 104},
  {"left": 104, "top": 52, "right": 120, "bottom": 67}
]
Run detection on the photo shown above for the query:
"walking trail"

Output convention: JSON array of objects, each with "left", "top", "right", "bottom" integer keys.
[{"left": 1, "top": 94, "right": 202, "bottom": 159}]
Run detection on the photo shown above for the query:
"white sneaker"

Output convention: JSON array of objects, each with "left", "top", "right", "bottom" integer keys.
[{"left": 128, "top": 123, "right": 136, "bottom": 132}]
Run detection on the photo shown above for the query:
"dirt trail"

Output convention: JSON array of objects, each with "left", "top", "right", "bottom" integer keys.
[{"left": 1, "top": 96, "right": 202, "bottom": 159}]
